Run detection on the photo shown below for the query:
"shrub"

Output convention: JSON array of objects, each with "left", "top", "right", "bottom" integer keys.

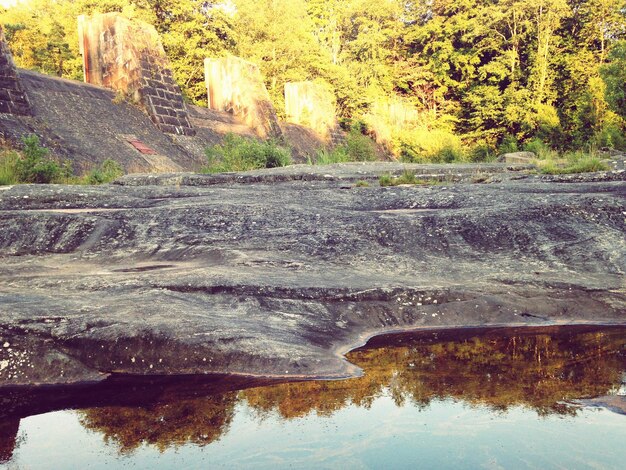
[
  {"left": 14, "top": 135, "right": 61, "bottom": 183},
  {"left": 345, "top": 128, "right": 377, "bottom": 162},
  {"left": 523, "top": 138, "right": 553, "bottom": 159},
  {"left": 87, "top": 159, "right": 124, "bottom": 184},
  {"left": 533, "top": 103, "right": 562, "bottom": 144},
  {"left": 355, "top": 180, "right": 370, "bottom": 187},
  {"left": 313, "top": 126, "right": 377, "bottom": 164},
  {"left": 398, "top": 127, "right": 464, "bottom": 163},
  {"left": 393, "top": 170, "right": 419, "bottom": 185},
  {"left": 436, "top": 145, "right": 464, "bottom": 163},
  {"left": 497, "top": 135, "right": 519, "bottom": 154},
  {"left": 203, "top": 133, "right": 291, "bottom": 173},
  {"left": 592, "top": 115, "right": 626, "bottom": 150},
  {"left": 315, "top": 146, "right": 349, "bottom": 164},
  {"left": 1, "top": 137, "right": 127, "bottom": 185},
  {"left": 468, "top": 142, "right": 496, "bottom": 162}
]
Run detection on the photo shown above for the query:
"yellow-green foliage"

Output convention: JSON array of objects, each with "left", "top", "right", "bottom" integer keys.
[
  {"left": 4, "top": 0, "right": 626, "bottom": 154},
  {"left": 397, "top": 127, "right": 464, "bottom": 163},
  {"left": 313, "top": 125, "right": 377, "bottom": 164},
  {"left": 0, "top": 148, "right": 20, "bottom": 185},
  {"left": 524, "top": 138, "right": 558, "bottom": 160},
  {"left": 344, "top": 128, "right": 377, "bottom": 162}
]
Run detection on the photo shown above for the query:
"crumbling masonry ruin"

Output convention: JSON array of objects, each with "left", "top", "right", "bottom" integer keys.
[
  {"left": 0, "top": 27, "right": 31, "bottom": 117},
  {"left": 0, "top": 14, "right": 336, "bottom": 174},
  {"left": 205, "top": 56, "right": 283, "bottom": 139},
  {"left": 284, "top": 81, "right": 343, "bottom": 145},
  {"left": 78, "top": 13, "right": 195, "bottom": 136}
]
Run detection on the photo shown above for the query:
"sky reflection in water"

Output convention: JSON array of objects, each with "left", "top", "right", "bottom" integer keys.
[{"left": 1, "top": 325, "right": 625, "bottom": 469}]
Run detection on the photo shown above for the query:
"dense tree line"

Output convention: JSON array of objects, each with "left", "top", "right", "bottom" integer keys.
[{"left": 2, "top": 0, "right": 626, "bottom": 159}]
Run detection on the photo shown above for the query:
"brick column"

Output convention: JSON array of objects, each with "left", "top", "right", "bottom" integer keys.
[
  {"left": 0, "top": 26, "right": 31, "bottom": 116},
  {"left": 205, "top": 56, "right": 282, "bottom": 139},
  {"left": 78, "top": 13, "right": 195, "bottom": 136}
]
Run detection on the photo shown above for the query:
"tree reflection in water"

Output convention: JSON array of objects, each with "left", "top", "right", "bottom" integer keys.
[
  {"left": 78, "top": 393, "right": 237, "bottom": 454},
  {"left": 0, "top": 420, "right": 20, "bottom": 464},
  {"left": 74, "top": 326, "right": 625, "bottom": 454}
]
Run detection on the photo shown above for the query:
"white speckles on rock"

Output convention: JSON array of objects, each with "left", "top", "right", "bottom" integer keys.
[
  {"left": 0, "top": 360, "right": 8, "bottom": 371},
  {"left": 0, "top": 168, "right": 624, "bottom": 385},
  {"left": 131, "top": 357, "right": 136, "bottom": 363},
  {"left": 2, "top": 342, "right": 9, "bottom": 348}
]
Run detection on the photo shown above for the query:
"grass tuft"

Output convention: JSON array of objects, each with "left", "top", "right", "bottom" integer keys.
[{"left": 379, "top": 170, "right": 438, "bottom": 187}]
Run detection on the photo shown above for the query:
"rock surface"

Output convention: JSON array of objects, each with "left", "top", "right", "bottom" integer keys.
[
  {"left": 497, "top": 151, "right": 537, "bottom": 164},
  {"left": 0, "top": 163, "right": 625, "bottom": 387},
  {"left": 0, "top": 27, "right": 31, "bottom": 116}
]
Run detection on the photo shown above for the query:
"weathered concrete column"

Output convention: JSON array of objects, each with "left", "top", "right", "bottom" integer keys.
[
  {"left": 204, "top": 56, "right": 282, "bottom": 139},
  {"left": 366, "top": 99, "right": 421, "bottom": 145},
  {"left": 0, "top": 26, "right": 31, "bottom": 116},
  {"left": 284, "top": 81, "right": 338, "bottom": 142},
  {"left": 78, "top": 13, "right": 194, "bottom": 136}
]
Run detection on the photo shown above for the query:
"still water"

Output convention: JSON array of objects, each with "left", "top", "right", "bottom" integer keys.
[{"left": 1, "top": 325, "right": 625, "bottom": 469}]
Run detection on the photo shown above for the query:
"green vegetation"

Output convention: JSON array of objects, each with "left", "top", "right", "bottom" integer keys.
[
  {"left": 87, "top": 159, "right": 124, "bottom": 184},
  {"left": 2, "top": 0, "right": 625, "bottom": 166},
  {"left": 0, "top": 148, "right": 19, "bottom": 185},
  {"left": 354, "top": 180, "right": 370, "bottom": 187},
  {"left": 379, "top": 171, "right": 436, "bottom": 187},
  {"left": 314, "top": 147, "right": 349, "bottom": 165},
  {"left": 0, "top": 136, "right": 124, "bottom": 185},
  {"left": 343, "top": 125, "right": 377, "bottom": 162},
  {"left": 203, "top": 133, "right": 291, "bottom": 173},
  {"left": 9, "top": 135, "right": 66, "bottom": 184},
  {"left": 313, "top": 125, "right": 378, "bottom": 164},
  {"left": 536, "top": 153, "right": 610, "bottom": 175}
]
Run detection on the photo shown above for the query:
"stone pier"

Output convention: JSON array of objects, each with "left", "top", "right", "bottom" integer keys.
[
  {"left": 284, "top": 81, "right": 341, "bottom": 143},
  {"left": 0, "top": 27, "right": 31, "bottom": 116},
  {"left": 78, "top": 13, "right": 194, "bottom": 136},
  {"left": 204, "top": 56, "right": 282, "bottom": 139}
]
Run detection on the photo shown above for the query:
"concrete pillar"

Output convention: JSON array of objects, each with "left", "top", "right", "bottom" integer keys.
[
  {"left": 284, "top": 81, "right": 337, "bottom": 141},
  {"left": 204, "top": 56, "right": 282, "bottom": 139},
  {"left": 367, "top": 99, "right": 421, "bottom": 145},
  {"left": 0, "top": 26, "right": 31, "bottom": 116},
  {"left": 78, "top": 13, "right": 195, "bottom": 136}
]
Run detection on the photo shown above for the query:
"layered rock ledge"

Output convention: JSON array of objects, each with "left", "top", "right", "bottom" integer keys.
[{"left": 1, "top": 163, "right": 625, "bottom": 387}]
